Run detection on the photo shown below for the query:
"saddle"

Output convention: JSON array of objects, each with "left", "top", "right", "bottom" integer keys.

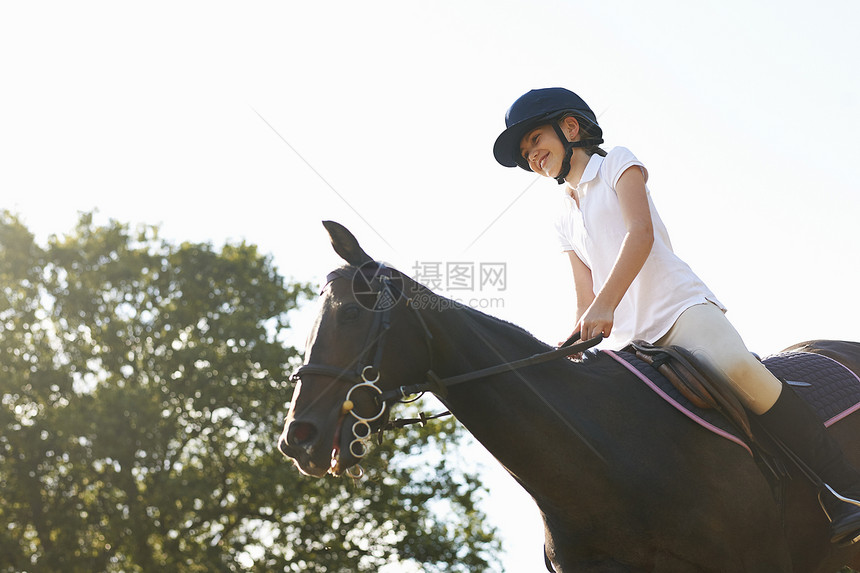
[{"left": 629, "top": 340, "right": 755, "bottom": 445}]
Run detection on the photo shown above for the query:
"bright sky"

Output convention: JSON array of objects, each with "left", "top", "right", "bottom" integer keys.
[{"left": 3, "top": 1, "right": 859, "bottom": 570}]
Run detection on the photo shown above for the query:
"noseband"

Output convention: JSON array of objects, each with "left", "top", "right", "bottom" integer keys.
[{"left": 289, "top": 264, "right": 602, "bottom": 475}]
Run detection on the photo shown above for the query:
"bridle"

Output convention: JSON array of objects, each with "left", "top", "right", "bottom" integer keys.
[
  {"left": 289, "top": 264, "right": 602, "bottom": 475},
  {"left": 289, "top": 265, "right": 407, "bottom": 474}
]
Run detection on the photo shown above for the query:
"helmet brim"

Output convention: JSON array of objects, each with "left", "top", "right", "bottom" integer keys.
[{"left": 493, "top": 115, "right": 548, "bottom": 171}]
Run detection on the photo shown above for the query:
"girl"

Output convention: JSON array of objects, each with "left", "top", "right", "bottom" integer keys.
[{"left": 493, "top": 87, "right": 860, "bottom": 545}]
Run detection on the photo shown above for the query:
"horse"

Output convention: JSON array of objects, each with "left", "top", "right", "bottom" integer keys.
[{"left": 279, "top": 221, "right": 860, "bottom": 572}]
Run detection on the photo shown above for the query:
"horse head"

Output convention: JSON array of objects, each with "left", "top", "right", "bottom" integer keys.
[{"left": 278, "top": 221, "right": 431, "bottom": 477}]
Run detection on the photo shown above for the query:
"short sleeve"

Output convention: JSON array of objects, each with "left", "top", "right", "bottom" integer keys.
[{"left": 601, "top": 147, "right": 647, "bottom": 190}]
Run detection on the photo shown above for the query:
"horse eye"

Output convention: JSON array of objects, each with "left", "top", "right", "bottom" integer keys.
[{"left": 340, "top": 305, "right": 361, "bottom": 322}]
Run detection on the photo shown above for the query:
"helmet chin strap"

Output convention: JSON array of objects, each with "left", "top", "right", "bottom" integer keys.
[{"left": 550, "top": 122, "right": 603, "bottom": 185}]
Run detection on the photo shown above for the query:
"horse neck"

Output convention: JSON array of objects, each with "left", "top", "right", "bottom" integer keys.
[
  {"left": 424, "top": 302, "right": 549, "bottom": 379},
  {"left": 421, "top": 302, "right": 611, "bottom": 493}
]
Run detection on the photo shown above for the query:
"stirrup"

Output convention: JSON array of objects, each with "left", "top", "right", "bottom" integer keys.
[
  {"left": 819, "top": 485, "right": 860, "bottom": 546},
  {"left": 824, "top": 484, "right": 860, "bottom": 508}
]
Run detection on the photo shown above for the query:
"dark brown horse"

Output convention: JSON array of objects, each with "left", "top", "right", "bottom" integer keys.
[{"left": 279, "top": 221, "right": 860, "bottom": 572}]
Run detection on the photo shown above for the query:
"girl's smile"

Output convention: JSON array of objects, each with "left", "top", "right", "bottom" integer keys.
[
  {"left": 519, "top": 117, "right": 588, "bottom": 185},
  {"left": 520, "top": 124, "right": 563, "bottom": 176}
]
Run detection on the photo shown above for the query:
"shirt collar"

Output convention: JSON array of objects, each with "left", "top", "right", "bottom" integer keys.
[
  {"left": 577, "top": 153, "right": 604, "bottom": 187},
  {"left": 561, "top": 153, "right": 604, "bottom": 202}
]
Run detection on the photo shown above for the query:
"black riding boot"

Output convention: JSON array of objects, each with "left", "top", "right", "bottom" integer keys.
[{"left": 757, "top": 382, "right": 860, "bottom": 545}]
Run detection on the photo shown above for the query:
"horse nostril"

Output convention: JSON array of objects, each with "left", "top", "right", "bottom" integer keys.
[{"left": 287, "top": 422, "right": 317, "bottom": 447}]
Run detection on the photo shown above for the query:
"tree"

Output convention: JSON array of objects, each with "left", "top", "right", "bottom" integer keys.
[{"left": 0, "top": 211, "right": 501, "bottom": 572}]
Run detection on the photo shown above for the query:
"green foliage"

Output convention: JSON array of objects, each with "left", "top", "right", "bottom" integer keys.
[{"left": 0, "top": 211, "right": 501, "bottom": 572}]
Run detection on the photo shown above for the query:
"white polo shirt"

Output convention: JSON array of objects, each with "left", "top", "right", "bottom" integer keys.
[{"left": 555, "top": 146, "right": 724, "bottom": 350}]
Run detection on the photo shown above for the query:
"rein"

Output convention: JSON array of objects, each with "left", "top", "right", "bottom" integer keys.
[{"left": 377, "top": 332, "right": 603, "bottom": 402}]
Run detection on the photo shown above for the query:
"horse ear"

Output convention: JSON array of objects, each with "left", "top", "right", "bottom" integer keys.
[{"left": 322, "top": 221, "right": 374, "bottom": 266}]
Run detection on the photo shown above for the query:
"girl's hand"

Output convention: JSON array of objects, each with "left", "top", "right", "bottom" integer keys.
[
  {"left": 558, "top": 328, "right": 584, "bottom": 361},
  {"left": 576, "top": 300, "right": 615, "bottom": 341}
]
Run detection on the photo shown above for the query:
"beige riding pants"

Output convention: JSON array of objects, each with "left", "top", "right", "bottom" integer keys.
[{"left": 655, "top": 302, "right": 783, "bottom": 415}]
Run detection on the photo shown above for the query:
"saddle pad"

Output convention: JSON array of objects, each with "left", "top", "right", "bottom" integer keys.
[
  {"left": 763, "top": 351, "right": 860, "bottom": 427},
  {"left": 605, "top": 349, "right": 860, "bottom": 456}
]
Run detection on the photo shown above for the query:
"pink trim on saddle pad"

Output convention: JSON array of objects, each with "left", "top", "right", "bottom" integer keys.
[
  {"left": 604, "top": 350, "right": 753, "bottom": 457},
  {"left": 828, "top": 402, "right": 860, "bottom": 426}
]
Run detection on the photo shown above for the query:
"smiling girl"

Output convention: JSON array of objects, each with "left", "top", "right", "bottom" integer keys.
[{"left": 493, "top": 87, "right": 860, "bottom": 545}]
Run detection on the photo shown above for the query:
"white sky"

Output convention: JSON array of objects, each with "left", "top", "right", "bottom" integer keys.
[{"left": 3, "top": 1, "right": 859, "bottom": 570}]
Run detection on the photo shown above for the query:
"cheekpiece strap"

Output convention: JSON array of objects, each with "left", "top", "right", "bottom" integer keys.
[{"left": 550, "top": 121, "right": 604, "bottom": 185}]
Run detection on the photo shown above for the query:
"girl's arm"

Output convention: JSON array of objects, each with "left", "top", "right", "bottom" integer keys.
[
  {"left": 577, "top": 165, "right": 654, "bottom": 341},
  {"left": 560, "top": 250, "right": 594, "bottom": 350},
  {"left": 567, "top": 250, "right": 595, "bottom": 325}
]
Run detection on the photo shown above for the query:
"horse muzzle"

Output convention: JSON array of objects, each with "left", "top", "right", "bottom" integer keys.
[
  {"left": 278, "top": 418, "right": 330, "bottom": 477},
  {"left": 280, "top": 367, "right": 392, "bottom": 478},
  {"left": 278, "top": 407, "right": 369, "bottom": 478}
]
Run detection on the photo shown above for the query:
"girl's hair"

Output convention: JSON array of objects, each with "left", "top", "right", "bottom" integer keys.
[{"left": 562, "top": 112, "right": 607, "bottom": 157}]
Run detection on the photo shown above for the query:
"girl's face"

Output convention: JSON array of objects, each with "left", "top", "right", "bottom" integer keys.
[{"left": 519, "top": 123, "right": 567, "bottom": 178}]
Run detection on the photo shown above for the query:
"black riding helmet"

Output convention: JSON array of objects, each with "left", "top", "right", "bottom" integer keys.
[{"left": 493, "top": 87, "right": 603, "bottom": 184}]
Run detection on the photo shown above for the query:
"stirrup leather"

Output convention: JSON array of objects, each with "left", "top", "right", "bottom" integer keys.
[{"left": 630, "top": 340, "right": 755, "bottom": 444}]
